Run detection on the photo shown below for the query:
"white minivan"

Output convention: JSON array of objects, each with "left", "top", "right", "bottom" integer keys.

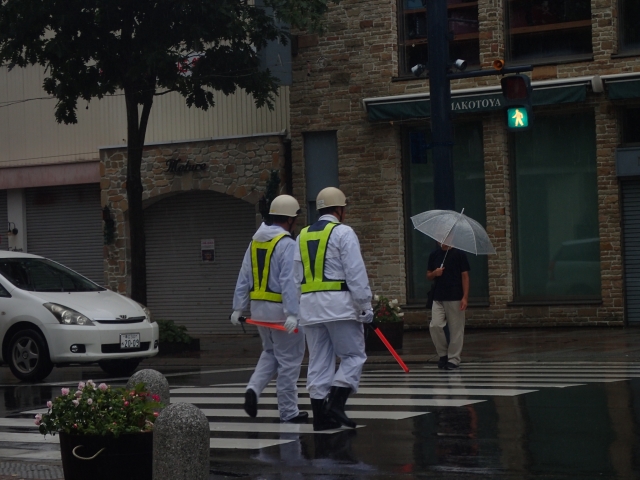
[{"left": 0, "top": 251, "right": 159, "bottom": 381}]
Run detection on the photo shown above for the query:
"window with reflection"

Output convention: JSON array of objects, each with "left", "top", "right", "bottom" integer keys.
[
  {"left": 620, "top": 0, "right": 640, "bottom": 53},
  {"left": 404, "top": 121, "right": 488, "bottom": 303},
  {"left": 505, "top": 0, "right": 592, "bottom": 63},
  {"left": 622, "top": 108, "right": 640, "bottom": 145},
  {"left": 512, "top": 112, "right": 600, "bottom": 301},
  {"left": 398, "top": 0, "right": 479, "bottom": 77}
]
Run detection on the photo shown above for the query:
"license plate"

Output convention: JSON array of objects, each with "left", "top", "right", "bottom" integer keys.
[{"left": 120, "top": 333, "right": 140, "bottom": 349}]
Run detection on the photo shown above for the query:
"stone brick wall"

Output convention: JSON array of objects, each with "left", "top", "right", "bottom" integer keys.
[
  {"left": 100, "top": 134, "right": 285, "bottom": 294},
  {"left": 291, "top": 0, "right": 632, "bottom": 327}
]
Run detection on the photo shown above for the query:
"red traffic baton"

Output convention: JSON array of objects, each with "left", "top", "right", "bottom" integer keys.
[
  {"left": 368, "top": 323, "right": 409, "bottom": 373},
  {"left": 239, "top": 316, "right": 298, "bottom": 334}
]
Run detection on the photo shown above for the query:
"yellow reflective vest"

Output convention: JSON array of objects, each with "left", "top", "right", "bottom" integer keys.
[
  {"left": 250, "top": 232, "right": 290, "bottom": 302},
  {"left": 298, "top": 221, "right": 349, "bottom": 294}
]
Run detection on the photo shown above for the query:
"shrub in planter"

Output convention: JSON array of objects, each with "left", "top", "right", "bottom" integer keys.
[
  {"left": 366, "top": 295, "right": 405, "bottom": 351},
  {"left": 37, "top": 381, "right": 162, "bottom": 480},
  {"left": 157, "top": 319, "right": 199, "bottom": 354}
]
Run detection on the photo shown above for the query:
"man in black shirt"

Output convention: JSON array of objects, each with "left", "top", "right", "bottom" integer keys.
[{"left": 427, "top": 243, "right": 470, "bottom": 370}]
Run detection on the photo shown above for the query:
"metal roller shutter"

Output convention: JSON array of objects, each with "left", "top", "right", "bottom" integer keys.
[
  {"left": 145, "top": 190, "right": 256, "bottom": 335},
  {"left": 622, "top": 179, "right": 640, "bottom": 324},
  {"left": 25, "top": 184, "right": 103, "bottom": 284},
  {"left": 0, "top": 191, "right": 8, "bottom": 251}
]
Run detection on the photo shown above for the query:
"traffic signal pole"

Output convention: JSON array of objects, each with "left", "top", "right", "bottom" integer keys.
[
  {"left": 425, "top": 0, "right": 532, "bottom": 210},
  {"left": 427, "top": 0, "right": 455, "bottom": 211}
]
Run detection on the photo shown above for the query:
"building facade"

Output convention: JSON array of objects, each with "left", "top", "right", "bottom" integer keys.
[
  {"left": 0, "top": 64, "right": 291, "bottom": 334},
  {"left": 289, "top": 0, "right": 640, "bottom": 327}
]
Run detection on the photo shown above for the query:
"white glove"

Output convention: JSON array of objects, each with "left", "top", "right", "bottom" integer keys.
[
  {"left": 358, "top": 309, "right": 374, "bottom": 324},
  {"left": 284, "top": 315, "right": 298, "bottom": 334},
  {"left": 230, "top": 310, "right": 243, "bottom": 326}
]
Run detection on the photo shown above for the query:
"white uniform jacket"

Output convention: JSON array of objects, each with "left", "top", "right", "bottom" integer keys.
[
  {"left": 294, "top": 214, "right": 372, "bottom": 326},
  {"left": 233, "top": 223, "right": 299, "bottom": 323}
]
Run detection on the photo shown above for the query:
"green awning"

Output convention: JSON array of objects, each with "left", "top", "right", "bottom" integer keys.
[
  {"left": 605, "top": 79, "right": 640, "bottom": 100},
  {"left": 365, "top": 83, "right": 588, "bottom": 122}
]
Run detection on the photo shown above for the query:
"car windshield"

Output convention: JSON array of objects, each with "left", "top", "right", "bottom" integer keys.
[{"left": 0, "top": 258, "right": 104, "bottom": 292}]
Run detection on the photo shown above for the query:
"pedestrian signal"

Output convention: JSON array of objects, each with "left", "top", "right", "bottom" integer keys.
[{"left": 501, "top": 74, "right": 533, "bottom": 131}]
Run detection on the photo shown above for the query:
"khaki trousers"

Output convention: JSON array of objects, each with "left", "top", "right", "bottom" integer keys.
[{"left": 429, "top": 300, "right": 465, "bottom": 366}]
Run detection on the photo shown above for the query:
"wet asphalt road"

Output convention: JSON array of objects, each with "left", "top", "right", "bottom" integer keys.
[{"left": 2, "top": 328, "right": 640, "bottom": 479}]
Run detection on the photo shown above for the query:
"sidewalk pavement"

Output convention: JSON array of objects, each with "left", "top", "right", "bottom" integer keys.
[{"left": 141, "top": 325, "right": 640, "bottom": 369}]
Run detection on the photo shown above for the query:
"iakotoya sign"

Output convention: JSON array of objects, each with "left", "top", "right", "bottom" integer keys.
[{"left": 451, "top": 94, "right": 503, "bottom": 112}]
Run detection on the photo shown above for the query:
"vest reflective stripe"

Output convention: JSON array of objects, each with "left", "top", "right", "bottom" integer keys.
[
  {"left": 250, "top": 233, "right": 288, "bottom": 302},
  {"left": 299, "top": 222, "right": 347, "bottom": 294}
]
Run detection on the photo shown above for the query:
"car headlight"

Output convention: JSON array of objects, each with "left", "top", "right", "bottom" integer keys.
[
  {"left": 43, "top": 303, "right": 94, "bottom": 326},
  {"left": 137, "top": 302, "right": 154, "bottom": 323}
]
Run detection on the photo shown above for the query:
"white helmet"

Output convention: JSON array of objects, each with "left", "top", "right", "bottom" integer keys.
[
  {"left": 269, "top": 195, "right": 300, "bottom": 217},
  {"left": 316, "top": 187, "right": 346, "bottom": 210}
]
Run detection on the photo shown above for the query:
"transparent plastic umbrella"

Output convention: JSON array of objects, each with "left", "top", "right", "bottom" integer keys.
[{"left": 410, "top": 209, "right": 496, "bottom": 256}]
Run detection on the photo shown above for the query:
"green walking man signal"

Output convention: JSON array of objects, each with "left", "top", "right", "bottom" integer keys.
[{"left": 501, "top": 74, "right": 533, "bottom": 131}]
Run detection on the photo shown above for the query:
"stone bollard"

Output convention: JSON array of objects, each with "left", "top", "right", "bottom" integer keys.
[
  {"left": 153, "top": 403, "right": 210, "bottom": 480},
  {"left": 126, "top": 369, "right": 170, "bottom": 409}
]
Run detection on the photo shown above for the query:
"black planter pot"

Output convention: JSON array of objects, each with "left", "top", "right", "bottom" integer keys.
[
  {"left": 59, "top": 431, "right": 152, "bottom": 480},
  {"left": 365, "top": 321, "right": 404, "bottom": 351}
]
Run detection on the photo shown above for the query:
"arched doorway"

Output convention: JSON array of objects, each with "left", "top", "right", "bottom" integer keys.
[{"left": 145, "top": 190, "right": 256, "bottom": 334}]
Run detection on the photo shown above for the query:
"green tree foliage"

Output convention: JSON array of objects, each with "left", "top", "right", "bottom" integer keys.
[{"left": 0, "top": 0, "right": 334, "bottom": 303}]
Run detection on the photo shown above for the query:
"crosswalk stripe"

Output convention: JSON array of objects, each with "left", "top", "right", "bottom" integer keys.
[
  {"left": 198, "top": 409, "right": 426, "bottom": 420},
  {"left": 172, "top": 396, "right": 486, "bottom": 407},
  {"left": 171, "top": 386, "right": 536, "bottom": 396},
  {"left": 208, "top": 422, "right": 350, "bottom": 434},
  {"left": 0, "top": 418, "right": 38, "bottom": 428},
  {"left": 361, "top": 372, "right": 637, "bottom": 379},
  {"left": 220, "top": 381, "right": 582, "bottom": 388},
  {"left": 0, "top": 432, "right": 59, "bottom": 443},
  {"left": 209, "top": 438, "right": 294, "bottom": 450}
]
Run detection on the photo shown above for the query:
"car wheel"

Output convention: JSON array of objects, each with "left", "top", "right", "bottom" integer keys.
[
  {"left": 98, "top": 358, "right": 141, "bottom": 377},
  {"left": 8, "top": 329, "right": 54, "bottom": 382}
]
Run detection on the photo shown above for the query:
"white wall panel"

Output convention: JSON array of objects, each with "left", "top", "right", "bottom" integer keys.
[{"left": 0, "top": 65, "right": 289, "bottom": 168}]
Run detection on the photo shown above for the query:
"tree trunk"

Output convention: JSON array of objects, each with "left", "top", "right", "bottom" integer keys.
[{"left": 124, "top": 88, "right": 153, "bottom": 305}]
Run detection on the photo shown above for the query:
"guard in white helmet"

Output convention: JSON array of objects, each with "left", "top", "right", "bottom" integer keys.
[
  {"left": 294, "top": 187, "right": 373, "bottom": 431},
  {"left": 230, "top": 194, "right": 308, "bottom": 423}
]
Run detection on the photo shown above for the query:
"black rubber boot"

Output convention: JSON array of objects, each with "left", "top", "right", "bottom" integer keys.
[
  {"left": 323, "top": 386, "right": 356, "bottom": 428},
  {"left": 244, "top": 389, "right": 257, "bottom": 418},
  {"left": 311, "top": 398, "right": 341, "bottom": 431}
]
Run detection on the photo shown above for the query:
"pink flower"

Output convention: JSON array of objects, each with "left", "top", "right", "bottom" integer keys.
[
  {"left": 75, "top": 390, "right": 82, "bottom": 398},
  {"left": 34, "top": 419, "right": 40, "bottom": 426},
  {"left": 153, "top": 412, "right": 159, "bottom": 417},
  {"left": 87, "top": 398, "right": 93, "bottom": 405},
  {"left": 73, "top": 424, "right": 77, "bottom": 429},
  {"left": 124, "top": 401, "right": 129, "bottom": 407},
  {"left": 34, "top": 414, "right": 42, "bottom": 425},
  {"left": 98, "top": 383, "right": 108, "bottom": 391},
  {"left": 46, "top": 401, "right": 52, "bottom": 409},
  {"left": 78, "top": 382, "right": 85, "bottom": 390},
  {"left": 152, "top": 395, "right": 160, "bottom": 402},
  {"left": 61, "top": 388, "right": 70, "bottom": 396},
  {"left": 87, "top": 380, "right": 95, "bottom": 388},
  {"left": 72, "top": 400, "right": 79, "bottom": 407}
]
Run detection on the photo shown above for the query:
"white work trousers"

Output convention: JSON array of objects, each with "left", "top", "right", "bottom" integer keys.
[
  {"left": 247, "top": 325, "right": 306, "bottom": 422},
  {"left": 429, "top": 300, "right": 465, "bottom": 366},
  {"left": 305, "top": 320, "right": 367, "bottom": 400}
]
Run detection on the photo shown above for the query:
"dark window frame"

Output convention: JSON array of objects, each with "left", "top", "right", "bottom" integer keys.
[
  {"left": 618, "top": 0, "right": 640, "bottom": 55},
  {"left": 504, "top": 0, "right": 593, "bottom": 64},
  {"left": 508, "top": 108, "right": 602, "bottom": 305},
  {"left": 401, "top": 119, "right": 490, "bottom": 306},
  {"left": 396, "top": 0, "right": 480, "bottom": 79}
]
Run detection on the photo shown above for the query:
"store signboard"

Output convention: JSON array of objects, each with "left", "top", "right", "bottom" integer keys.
[{"left": 201, "top": 239, "right": 215, "bottom": 263}]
